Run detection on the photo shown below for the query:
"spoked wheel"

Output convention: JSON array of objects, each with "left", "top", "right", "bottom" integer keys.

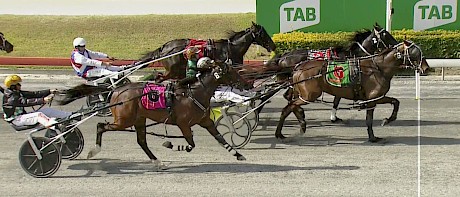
[
  {"left": 230, "top": 105, "right": 259, "bottom": 132},
  {"left": 58, "top": 127, "right": 84, "bottom": 160},
  {"left": 18, "top": 137, "right": 62, "bottom": 178},
  {"left": 216, "top": 112, "right": 252, "bottom": 149},
  {"left": 86, "top": 82, "right": 113, "bottom": 117}
]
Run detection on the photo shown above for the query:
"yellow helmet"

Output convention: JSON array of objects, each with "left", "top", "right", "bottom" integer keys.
[{"left": 4, "top": 74, "right": 22, "bottom": 88}]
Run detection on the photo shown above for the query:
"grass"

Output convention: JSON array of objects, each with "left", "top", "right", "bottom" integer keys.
[{"left": 0, "top": 13, "right": 271, "bottom": 61}]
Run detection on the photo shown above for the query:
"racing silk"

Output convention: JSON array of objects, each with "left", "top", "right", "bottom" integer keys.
[
  {"left": 71, "top": 49, "right": 108, "bottom": 78},
  {"left": 2, "top": 88, "right": 50, "bottom": 122},
  {"left": 186, "top": 60, "right": 198, "bottom": 78}
]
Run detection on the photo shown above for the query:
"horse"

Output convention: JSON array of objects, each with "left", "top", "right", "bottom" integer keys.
[
  {"left": 274, "top": 40, "right": 430, "bottom": 142},
  {"left": 56, "top": 61, "right": 252, "bottom": 169},
  {"left": 252, "top": 23, "right": 400, "bottom": 115},
  {"left": 0, "top": 32, "right": 14, "bottom": 53},
  {"left": 138, "top": 22, "right": 276, "bottom": 82}
]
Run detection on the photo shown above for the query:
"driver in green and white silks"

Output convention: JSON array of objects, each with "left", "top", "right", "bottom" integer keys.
[{"left": 2, "top": 75, "right": 71, "bottom": 128}]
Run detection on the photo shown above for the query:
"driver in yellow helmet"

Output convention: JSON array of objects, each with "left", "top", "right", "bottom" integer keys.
[{"left": 2, "top": 75, "right": 71, "bottom": 128}]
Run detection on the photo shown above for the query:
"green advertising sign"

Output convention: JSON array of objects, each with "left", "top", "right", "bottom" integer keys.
[{"left": 256, "top": 0, "right": 459, "bottom": 35}]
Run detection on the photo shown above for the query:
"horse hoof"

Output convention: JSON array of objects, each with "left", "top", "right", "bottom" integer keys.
[
  {"left": 369, "top": 137, "right": 386, "bottom": 143},
  {"left": 162, "top": 141, "right": 173, "bottom": 149},
  {"left": 381, "top": 118, "right": 389, "bottom": 126},
  {"left": 153, "top": 159, "right": 168, "bottom": 170},
  {"left": 275, "top": 134, "right": 286, "bottom": 140},
  {"left": 237, "top": 155, "right": 246, "bottom": 161},
  {"left": 331, "top": 117, "right": 343, "bottom": 123},
  {"left": 87, "top": 145, "right": 101, "bottom": 159}
]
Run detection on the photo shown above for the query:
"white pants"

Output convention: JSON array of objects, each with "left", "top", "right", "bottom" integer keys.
[
  {"left": 85, "top": 66, "right": 123, "bottom": 78},
  {"left": 11, "top": 108, "right": 72, "bottom": 127},
  {"left": 212, "top": 89, "right": 251, "bottom": 106}
]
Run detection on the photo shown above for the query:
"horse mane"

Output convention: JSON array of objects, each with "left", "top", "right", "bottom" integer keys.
[
  {"left": 225, "top": 29, "right": 248, "bottom": 41},
  {"left": 346, "top": 29, "right": 372, "bottom": 52}
]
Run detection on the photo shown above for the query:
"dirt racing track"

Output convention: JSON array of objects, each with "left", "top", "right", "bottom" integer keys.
[{"left": 0, "top": 73, "right": 459, "bottom": 196}]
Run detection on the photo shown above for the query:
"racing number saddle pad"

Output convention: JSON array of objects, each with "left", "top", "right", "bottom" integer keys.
[
  {"left": 326, "top": 61, "right": 351, "bottom": 87},
  {"left": 141, "top": 83, "right": 167, "bottom": 110}
]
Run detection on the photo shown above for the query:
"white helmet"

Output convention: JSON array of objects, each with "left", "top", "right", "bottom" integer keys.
[
  {"left": 73, "top": 37, "right": 86, "bottom": 47},
  {"left": 197, "top": 57, "right": 214, "bottom": 68}
]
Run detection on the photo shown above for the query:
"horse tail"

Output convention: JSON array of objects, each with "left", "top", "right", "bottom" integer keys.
[
  {"left": 55, "top": 84, "right": 109, "bottom": 105},
  {"left": 138, "top": 46, "right": 164, "bottom": 69},
  {"left": 0, "top": 86, "right": 4, "bottom": 94}
]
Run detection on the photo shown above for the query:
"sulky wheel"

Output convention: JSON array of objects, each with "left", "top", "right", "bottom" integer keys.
[
  {"left": 86, "top": 82, "right": 113, "bottom": 117},
  {"left": 45, "top": 125, "right": 84, "bottom": 160},
  {"left": 58, "top": 127, "right": 84, "bottom": 160},
  {"left": 18, "top": 137, "right": 62, "bottom": 178},
  {"left": 216, "top": 112, "right": 252, "bottom": 149},
  {"left": 230, "top": 105, "right": 259, "bottom": 132}
]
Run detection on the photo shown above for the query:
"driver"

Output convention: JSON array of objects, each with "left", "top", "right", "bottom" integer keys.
[
  {"left": 2, "top": 75, "right": 71, "bottom": 128},
  {"left": 70, "top": 37, "right": 124, "bottom": 79}
]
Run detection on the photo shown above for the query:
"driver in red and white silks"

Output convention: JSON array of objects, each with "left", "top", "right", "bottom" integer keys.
[
  {"left": 2, "top": 75, "right": 71, "bottom": 128},
  {"left": 70, "top": 37, "right": 123, "bottom": 79}
]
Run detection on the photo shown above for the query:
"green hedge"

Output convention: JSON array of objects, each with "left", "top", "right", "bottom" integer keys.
[{"left": 273, "top": 30, "right": 460, "bottom": 58}]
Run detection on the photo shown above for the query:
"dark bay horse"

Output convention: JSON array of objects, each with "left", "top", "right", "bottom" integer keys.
[
  {"left": 57, "top": 62, "right": 252, "bottom": 169},
  {"left": 0, "top": 32, "right": 14, "bottom": 53},
  {"left": 139, "top": 22, "right": 276, "bottom": 82},
  {"left": 253, "top": 23, "right": 399, "bottom": 115},
  {"left": 275, "top": 40, "right": 429, "bottom": 142}
]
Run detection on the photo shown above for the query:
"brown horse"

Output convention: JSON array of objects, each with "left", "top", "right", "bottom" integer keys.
[
  {"left": 139, "top": 22, "right": 276, "bottom": 82},
  {"left": 57, "top": 62, "right": 252, "bottom": 169},
  {"left": 0, "top": 32, "right": 14, "bottom": 53},
  {"left": 275, "top": 40, "right": 429, "bottom": 142}
]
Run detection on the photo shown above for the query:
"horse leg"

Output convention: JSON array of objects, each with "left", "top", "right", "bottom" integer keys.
[
  {"left": 375, "top": 96, "right": 400, "bottom": 126},
  {"left": 162, "top": 124, "right": 196, "bottom": 152},
  {"left": 275, "top": 103, "right": 295, "bottom": 139},
  {"left": 87, "top": 119, "right": 134, "bottom": 159},
  {"left": 331, "top": 96, "right": 343, "bottom": 123},
  {"left": 199, "top": 118, "right": 246, "bottom": 161},
  {"left": 365, "top": 103, "right": 384, "bottom": 143},
  {"left": 292, "top": 105, "right": 307, "bottom": 136},
  {"left": 133, "top": 118, "right": 167, "bottom": 170}
]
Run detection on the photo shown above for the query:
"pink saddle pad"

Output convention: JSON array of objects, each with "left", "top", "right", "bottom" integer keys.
[{"left": 141, "top": 83, "right": 167, "bottom": 110}]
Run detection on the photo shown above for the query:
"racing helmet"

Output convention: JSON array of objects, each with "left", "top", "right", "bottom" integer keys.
[
  {"left": 73, "top": 37, "right": 86, "bottom": 47},
  {"left": 197, "top": 57, "right": 214, "bottom": 68},
  {"left": 4, "top": 74, "right": 22, "bottom": 88}
]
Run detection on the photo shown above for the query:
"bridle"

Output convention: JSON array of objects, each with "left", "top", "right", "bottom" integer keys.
[
  {"left": 373, "top": 28, "right": 395, "bottom": 49},
  {"left": 393, "top": 42, "right": 423, "bottom": 71},
  {"left": 249, "top": 26, "right": 273, "bottom": 50},
  {"left": 355, "top": 28, "right": 394, "bottom": 56}
]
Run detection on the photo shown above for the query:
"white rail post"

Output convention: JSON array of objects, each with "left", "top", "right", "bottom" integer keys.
[
  {"left": 415, "top": 70, "right": 420, "bottom": 100},
  {"left": 386, "top": 0, "right": 393, "bottom": 32},
  {"left": 441, "top": 67, "right": 445, "bottom": 81}
]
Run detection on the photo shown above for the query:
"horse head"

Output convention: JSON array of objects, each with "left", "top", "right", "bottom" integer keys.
[
  {"left": 249, "top": 22, "right": 276, "bottom": 52},
  {"left": 212, "top": 61, "right": 253, "bottom": 90},
  {"left": 0, "top": 32, "right": 14, "bottom": 53},
  {"left": 349, "top": 23, "right": 398, "bottom": 56},
  {"left": 394, "top": 40, "right": 425, "bottom": 72},
  {"left": 372, "top": 23, "right": 398, "bottom": 49}
]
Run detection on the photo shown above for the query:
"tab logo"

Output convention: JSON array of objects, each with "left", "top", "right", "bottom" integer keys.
[
  {"left": 280, "top": 0, "right": 320, "bottom": 33},
  {"left": 414, "top": 0, "right": 457, "bottom": 30}
]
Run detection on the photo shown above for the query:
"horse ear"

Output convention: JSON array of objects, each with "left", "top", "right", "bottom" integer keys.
[{"left": 252, "top": 21, "right": 256, "bottom": 26}]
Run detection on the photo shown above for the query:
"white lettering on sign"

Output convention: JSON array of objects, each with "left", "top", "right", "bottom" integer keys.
[
  {"left": 280, "top": 0, "right": 320, "bottom": 33},
  {"left": 414, "top": 0, "right": 457, "bottom": 30}
]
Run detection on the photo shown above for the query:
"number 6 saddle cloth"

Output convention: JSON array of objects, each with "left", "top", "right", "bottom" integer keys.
[{"left": 141, "top": 83, "right": 167, "bottom": 110}]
